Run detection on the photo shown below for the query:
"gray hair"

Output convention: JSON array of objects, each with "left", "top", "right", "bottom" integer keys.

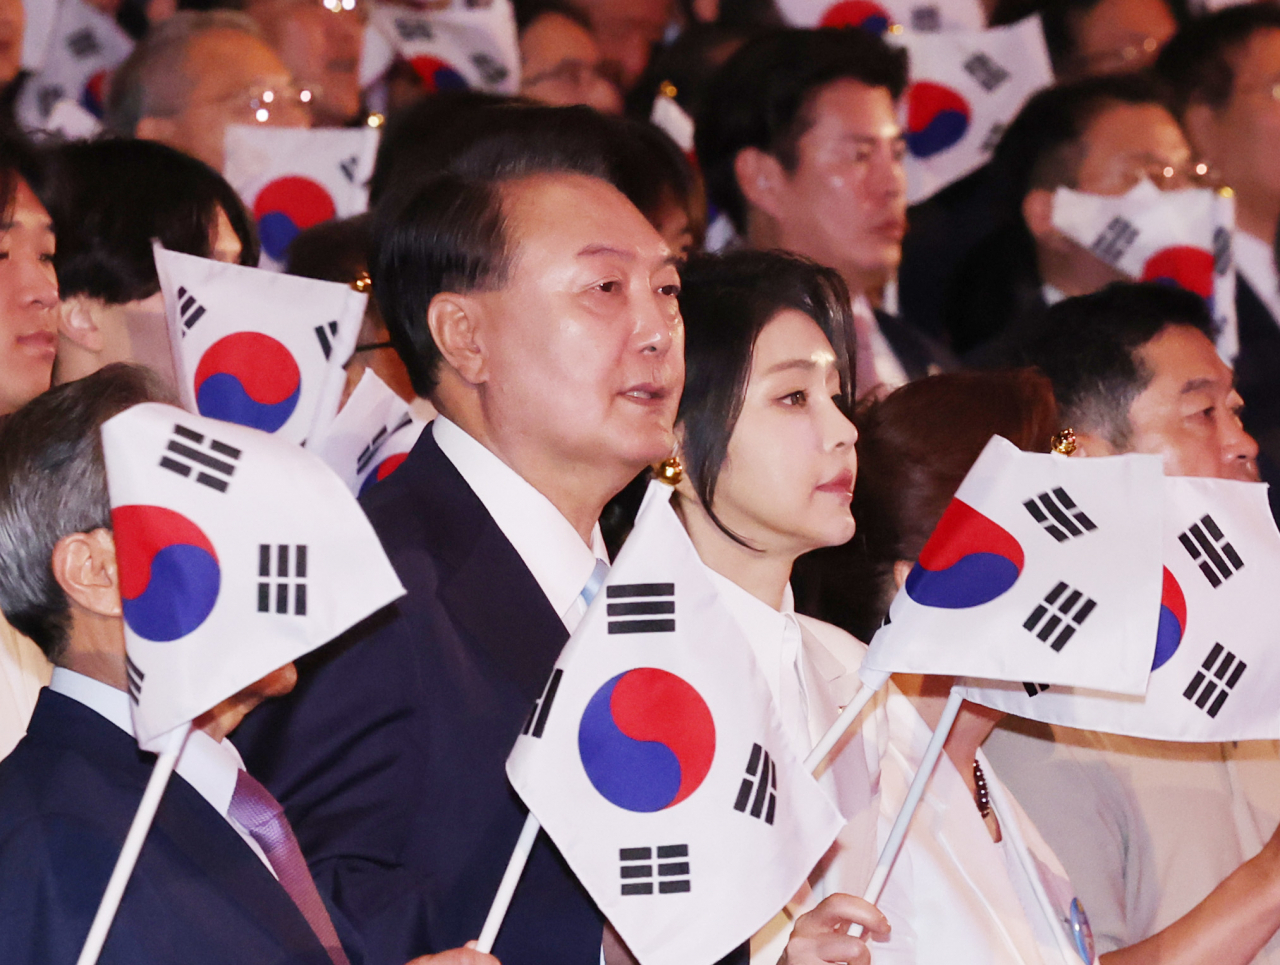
[
  {"left": 0, "top": 364, "right": 169, "bottom": 661},
  {"left": 104, "top": 10, "right": 264, "bottom": 136}
]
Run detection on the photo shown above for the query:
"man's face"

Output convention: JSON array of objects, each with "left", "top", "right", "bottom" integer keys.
[
  {"left": 577, "top": 0, "right": 671, "bottom": 92},
  {"left": 770, "top": 78, "right": 907, "bottom": 295},
  {"left": 1123, "top": 325, "right": 1259, "bottom": 480},
  {"left": 1063, "top": 0, "right": 1176, "bottom": 79},
  {"left": 0, "top": 180, "right": 58, "bottom": 416},
  {"left": 150, "top": 28, "right": 310, "bottom": 171},
  {"left": 466, "top": 173, "right": 683, "bottom": 480},
  {"left": 1075, "top": 101, "right": 1193, "bottom": 195},
  {"left": 519, "top": 11, "right": 622, "bottom": 114},
  {"left": 259, "top": 0, "right": 365, "bottom": 126},
  {"left": 0, "top": 0, "right": 23, "bottom": 87}
]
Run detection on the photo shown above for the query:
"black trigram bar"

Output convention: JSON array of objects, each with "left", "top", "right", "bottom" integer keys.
[
  {"left": 620, "top": 844, "right": 690, "bottom": 896},
  {"left": 733, "top": 743, "right": 777, "bottom": 825},
  {"left": 356, "top": 414, "right": 413, "bottom": 476},
  {"left": 1183, "top": 643, "right": 1247, "bottom": 718},
  {"left": 1090, "top": 216, "right": 1139, "bottom": 265},
  {"left": 522, "top": 668, "right": 563, "bottom": 738},
  {"left": 126, "top": 655, "right": 145, "bottom": 704},
  {"left": 1023, "top": 488, "right": 1097, "bottom": 542},
  {"left": 963, "top": 52, "right": 1009, "bottom": 91},
  {"left": 606, "top": 583, "right": 675, "bottom": 634},
  {"left": 176, "top": 286, "right": 207, "bottom": 334},
  {"left": 257, "top": 544, "right": 308, "bottom": 616},
  {"left": 66, "top": 27, "right": 101, "bottom": 59},
  {"left": 160, "top": 424, "right": 241, "bottom": 492},
  {"left": 1023, "top": 682, "right": 1050, "bottom": 697},
  {"left": 1023, "top": 581, "right": 1096, "bottom": 652},
  {"left": 314, "top": 320, "right": 340, "bottom": 360},
  {"left": 1179, "top": 514, "right": 1244, "bottom": 588},
  {"left": 340, "top": 155, "right": 359, "bottom": 183}
]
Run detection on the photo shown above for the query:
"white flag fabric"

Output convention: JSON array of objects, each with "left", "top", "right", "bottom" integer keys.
[
  {"left": 155, "top": 244, "right": 365, "bottom": 447},
  {"left": 863, "top": 435, "right": 1164, "bottom": 693},
  {"left": 16, "top": 0, "right": 132, "bottom": 129},
  {"left": 893, "top": 16, "right": 1053, "bottom": 204},
  {"left": 366, "top": 0, "right": 519, "bottom": 95},
  {"left": 308, "top": 369, "right": 423, "bottom": 496},
  {"left": 650, "top": 94, "right": 695, "bottom": 154},
  {"left": 506, "top": 482, "right": 844, "bottom": 965},
  {"left": 22, "top": 0, "right": 60, "bottom": 72},
  {"left": 42, "top": 96, "right": 102, "bottom": 140},
  {"left": 354, "top": 413, "right": 425, "bottom": 497},
  {"left": 961, "top": 476, "right": 1280, "bottom": 741},
  {"left": 102, "top": 402, "right": 404, "bottom": 750},
  {"left": 1052, "top": 180, "right": 1240, "bottom": 361},
  {"left": 775, "top": 0, "right": 985, "bottom": 32},
  {"left": 223, "top": 125, "right": 381, "bottom": 270}
]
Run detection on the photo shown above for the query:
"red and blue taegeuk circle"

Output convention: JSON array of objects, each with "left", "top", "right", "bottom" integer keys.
[
  {"left": 113, "top": 505, "right": 221, "bottom": 643},
  {"left": 819, "top": 0, "right": 894, "bottom": 34},
  {"left": 254, "top": 176, "right": 337, "bottom": 263},
  {"left": 79, "top": 70, "right": 109, "bottom": 118},
  {"left": 409, "top": 56, "right": 469, "bottom": 94},
  {"left": 194, "top": 331, "right": 302, "bottom": 433},
  {"left": 905, "top": 498, "right": 1025, "bottom": 608},
  {"left": 578, "top": 667, "right": 716, "bottom": 812},
  {"left": 357, "top": 452, "right": 410, "bottom": 496},
  {"left": 1152, "top": 566, "right": 1187, "bottom": 671},
  {"left": 905, "top": 82, "right": 971, "bottom": 159},
  {"left": 1141, "top": 246, "right": 1215, "bottom": 301}
]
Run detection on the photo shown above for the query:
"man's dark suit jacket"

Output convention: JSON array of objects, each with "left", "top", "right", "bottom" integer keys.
[
  {"left": 0, "top": 689, "right": 346, "bottom": 965},
  {"left": 1235, "top": 276, "right": 1280, "bottom": 521}
]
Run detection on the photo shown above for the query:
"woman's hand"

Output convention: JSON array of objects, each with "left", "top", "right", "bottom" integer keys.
[
  {"left": 781, "top": 894, "right": 891, "bottom": 965},
  {"left": 405, "top": 940, "right": 500, "bottom": 965}
]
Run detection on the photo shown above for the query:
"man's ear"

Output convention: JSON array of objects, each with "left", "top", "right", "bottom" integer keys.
[
  {"left": 734, "top": 147, "right": 789, "bottom": 223},
  {"left": 426, "top": 292, "right": 488, "bottom": 386},
  {"left": 1022, "top": 188, "right": 1063, "bottom": 244},
  {"left": 50, "top": 528, "right": 121, "bottom": 619},
  {"left": 1066, "top": 427, "right": 1116, "bottom": 458},
  {"left": 58, "top": 297, "right": 104, "bottom": 352}
]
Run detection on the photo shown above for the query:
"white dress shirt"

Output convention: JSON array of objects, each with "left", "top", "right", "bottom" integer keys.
[
  {"left": 432, "top": 416, "right": 608, "bottom": 631},
  {"left": 47, "top": 668, "right": 276, "bottom": 877},
  {"left": 1236, "top": 230, "right": 1280, "bottom": 328},
  {"left": 0, "top": 614, "right": 50, "bottom": 761}
]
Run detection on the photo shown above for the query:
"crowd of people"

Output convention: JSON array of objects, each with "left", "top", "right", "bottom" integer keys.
[{"left": 0, "top": 0, "right": 1279, "bottom": 963}]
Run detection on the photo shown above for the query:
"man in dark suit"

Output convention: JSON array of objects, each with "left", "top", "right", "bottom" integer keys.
[
  {"left": 0, "top": 365, "right": 491, "bottom": 965},
  {"left": 235, "top": 122, "right": 732, "bottom": 965}
]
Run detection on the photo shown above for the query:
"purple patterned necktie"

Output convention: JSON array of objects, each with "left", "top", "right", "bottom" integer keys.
[{"left": 228, "top": 768, "right": 352, "bottom": 965}]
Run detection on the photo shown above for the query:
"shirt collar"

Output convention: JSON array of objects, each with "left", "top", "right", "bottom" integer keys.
[
  {"left": 433, "top": 416, "right": 608, "bottom": 622},
  {"left": 1235, "top": 230, "right": 1280, "bottom": 320},
  {"left": 705, "top": 569, "right": 796, "bottom": 696}
]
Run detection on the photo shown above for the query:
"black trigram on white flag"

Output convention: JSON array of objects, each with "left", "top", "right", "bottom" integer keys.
[
  {"left": 606, "top": 583, "right": 675, "bottom": 634},
  {"left": 619, "top": 844, "right": 691, "bottom": 896},
  {"left": 126, "top": 655, "right": 145, "bottom": 704},
  {"left": 522, "top": 668, "right": 562, "bottom": 738},
  {"left": 176, "top": 286, "right": 207, "bottom": 336},
  {"left": 1179, "top": 515, "right": 1244, "bottom": 588},
  {"left": 356, "top": 414, "right": 413, "bottom": 476},
  {"left": 1022, "top": 682, "right": 1050, "bottom": 697},
  {"left": 66, "top": 27, "right": 101, "bottom": 59},
  {"left": 733, "top": 743, "right": 777, "bottom": 825},
  {"left": 1024, "top": 488, "right": 1097, "bottom": 542},
  {"left": 1183, "top": 643, "right": 1246, "bottom": 718},
  {"left": 314, "top": 321, "right": 340, "bottom": 361},
  {"left": 1090, "top": 216, "right": 1139, "bottom": 265},
  {"left": 963, "top": 52, "right": 1010, "bottom": 91},
  {"left": 258, "top": 544, "right": 308, "bottom": 615},
  {"left": 160, "top": 424, "right": 240, "bottom": 493},
  {"left": 1023, "top": 582, "right": 1096, "bottom": 652},
  {"left": 340, "top": 155, "right": 359, "bottom": 183}
]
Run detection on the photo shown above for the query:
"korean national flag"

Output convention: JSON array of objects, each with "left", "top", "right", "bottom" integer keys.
[
  {"left": 1052, "top": 180, "right": 1240, "bottom": 361},
  {"left": 308, "top": 369, "right": 426, "bottom": 496},
  {"left": 223, "top": 125, "right": 381, "bottom": 270},
  {"left": 16, "top": 0, "right": 132, "bottom": 128},
  {"left": 101, "top": 403, "right": 404, "bottom": 751},
  {"left": 775, "top": 0, "right": 986, "bottom": 33},
  {"left": 893, "top": 16, "right": 1053, "bottom": 204},
  {"left": 366, "top": 0, "right": 519, "bottom": 95},
  {"left": 506, "top": 482, "right": 844, "bottom": 965},
  {"left": 862, "top": 435, "right": 1164, "bottom": 694},
  {"left": 961, "top": 477, "right": 1280, "bottom": 741},
  {"left": 155, "top": 244, "right": 365, "bottom": 447}
]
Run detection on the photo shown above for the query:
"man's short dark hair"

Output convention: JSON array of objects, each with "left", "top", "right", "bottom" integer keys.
[
  {"left": 0, "top": 364, "right": 170, "bottom": 661},
  {"left": 369, "top": 105, "right": 615, "bottom": 398},
  {"left": 1028, "top": 282, "right": 1216, "bottom": 448},
  {"left": 1155, "top": 2, "right": 1280, "bottom": 116},
  {"left": 695, "top": 28, "right": 909, "bottom": 234}
]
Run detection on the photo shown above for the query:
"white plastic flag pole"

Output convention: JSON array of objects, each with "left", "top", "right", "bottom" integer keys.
[
  {"left": 851, "top": 686, "right": 964, "bottom": 937},
  {"left": 476, "top": 811, "right": 542, "bottom": 954},
  {"left": 76, "top": 721, "right": 193, "bottom": 965},
  {"left": 804, "top": 668, "right": 891, "bottom": 774}
]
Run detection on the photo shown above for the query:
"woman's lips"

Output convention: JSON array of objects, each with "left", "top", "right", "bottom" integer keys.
[{"left": 817, "top": 469, "right": 854, "bottom": 496}]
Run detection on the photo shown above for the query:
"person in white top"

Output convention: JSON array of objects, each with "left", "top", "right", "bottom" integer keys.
[{"left": 665, "top": 249, "right": 890, "bottom": 965}]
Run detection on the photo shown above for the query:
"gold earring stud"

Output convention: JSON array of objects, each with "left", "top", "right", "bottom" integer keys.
[
  {"left": 1051, "top": 428, "right": 1078, "bottom": 455},
  {"left": 655, "top": 455, "right": 684, "bottom": 485}
]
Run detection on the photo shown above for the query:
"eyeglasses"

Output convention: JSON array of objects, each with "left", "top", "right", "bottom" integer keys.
[
  {"left": 1072, "top": 36, "right": 1161, "bottom": 76},
  {"left": 521, "top": 59, "right": 613, "bottom": 94},
  {"left": 200, "top": 83, "right": 315, "bottom": 124}
]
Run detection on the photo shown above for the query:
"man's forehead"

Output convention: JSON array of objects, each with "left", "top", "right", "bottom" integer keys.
[
  {"left": 804, "top": 78, "right": 901, "bottom": 137},
  {"left": 500, "top": 173, "right": 669, "bottom": 260},
  {"left": 1137, "top": 324, "right": 1231, "bottom": 389}
]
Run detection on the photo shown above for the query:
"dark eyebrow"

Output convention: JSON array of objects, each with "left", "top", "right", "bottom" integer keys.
[
  {"left": 1180, "top": 377, "right": 1220, "bottom": 395},
  {"left": 577, "top": 244, "right": 634, "bottom": 260},
  {"left": 763, "top": 358, "right": 818, "bottom": 376}
]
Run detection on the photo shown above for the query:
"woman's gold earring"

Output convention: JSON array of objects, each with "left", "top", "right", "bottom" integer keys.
[
  {"left": 1051, "top": 428, "right": 1078, "bottom": 455},
  {"left": 655, "top": 455, "right": 684, "bottom": 485}
]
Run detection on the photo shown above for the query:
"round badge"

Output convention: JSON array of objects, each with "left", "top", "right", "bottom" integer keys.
[{"left": 1069, "top": 897, "right": 1096, "bottom": 963}]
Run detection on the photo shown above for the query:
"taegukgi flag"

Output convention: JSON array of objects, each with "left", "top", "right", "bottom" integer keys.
[
  {"left": 155, "top": 243, "right": 365, "bottom": 447},
  {"left": 863, "top": 435, "right": 1164, "bottom": 694},
  {"left": 101, "top": 402, "right": 405, "bottom": 751},
  {"left": 892, "top": 16, "right": 1053, "bottom": 204},
  {"left": 223, "top": 125, "right": 381, "bottom": 269},
  {"left": 1051, "top": 180, "right": 1240, "bottom": 361},
  {"left": 506, "top": 482, "right": 845, "bottom": 965},
  {"left": 16, "top": 0, "right": 132, "bottom": 127},
  {"left": 365, "top": 0, "right": 519, "bottom": 95},
  {"left": 961, "top": 476, "right": 1280, "bottom": 741},
  {"left": 775, "top": 0, "right": 985, "bottom": 33},
  {"left": 308, "top": 368, "right": 425, "bottom": 496}
]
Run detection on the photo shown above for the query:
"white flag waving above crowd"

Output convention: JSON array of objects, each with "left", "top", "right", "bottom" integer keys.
[
  {"left": 101, "top": 403, "right": 404, "bottom": 750},
  {"left": 863, "top": 436, "right": 1165, "bottom": 693},
  {"left": 155, "top": 244, "right": 365, "bottom": 446},
  {"left": 366, "top": 0, "right": 520, "bottom": 96},
  {"left": 507, "top": 482, "right": 844, "bottom": 965},
  {"left": 16, "top": 0, "right": 133, "bottom": 127},
  {"left": 308, "top": 369, "right": 423, "bottom": 497},
  {"left": 962, "top": 476, "right": 1280, "bottom": 742},
  {"left": 775, "top": 0, "right": 986, "bottom": 33}
]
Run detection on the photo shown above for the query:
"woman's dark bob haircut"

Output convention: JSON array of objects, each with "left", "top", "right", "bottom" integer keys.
[{"left": 676, "top": 248, "right": 855, "bottom": 545}]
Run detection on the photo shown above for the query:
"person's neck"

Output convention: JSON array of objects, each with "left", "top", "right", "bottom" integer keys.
[
  {"left": 59, "top": 611, "right": 129, "bottom": 693},
  {"left": 746, "top": 217, "right": 886, "bottom": 309},
  {"left": 1236, "top": 200, "right": 1280, "bottom": 246},
  {"left": 1036, "top": 240, "right": 1126, "bottom": 299},
  {"left": 675, "top": 492, "right": 796, "bottom": 611},
  {"left": 894, "top": 673, "right": 1001, "bottom": 779}
]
